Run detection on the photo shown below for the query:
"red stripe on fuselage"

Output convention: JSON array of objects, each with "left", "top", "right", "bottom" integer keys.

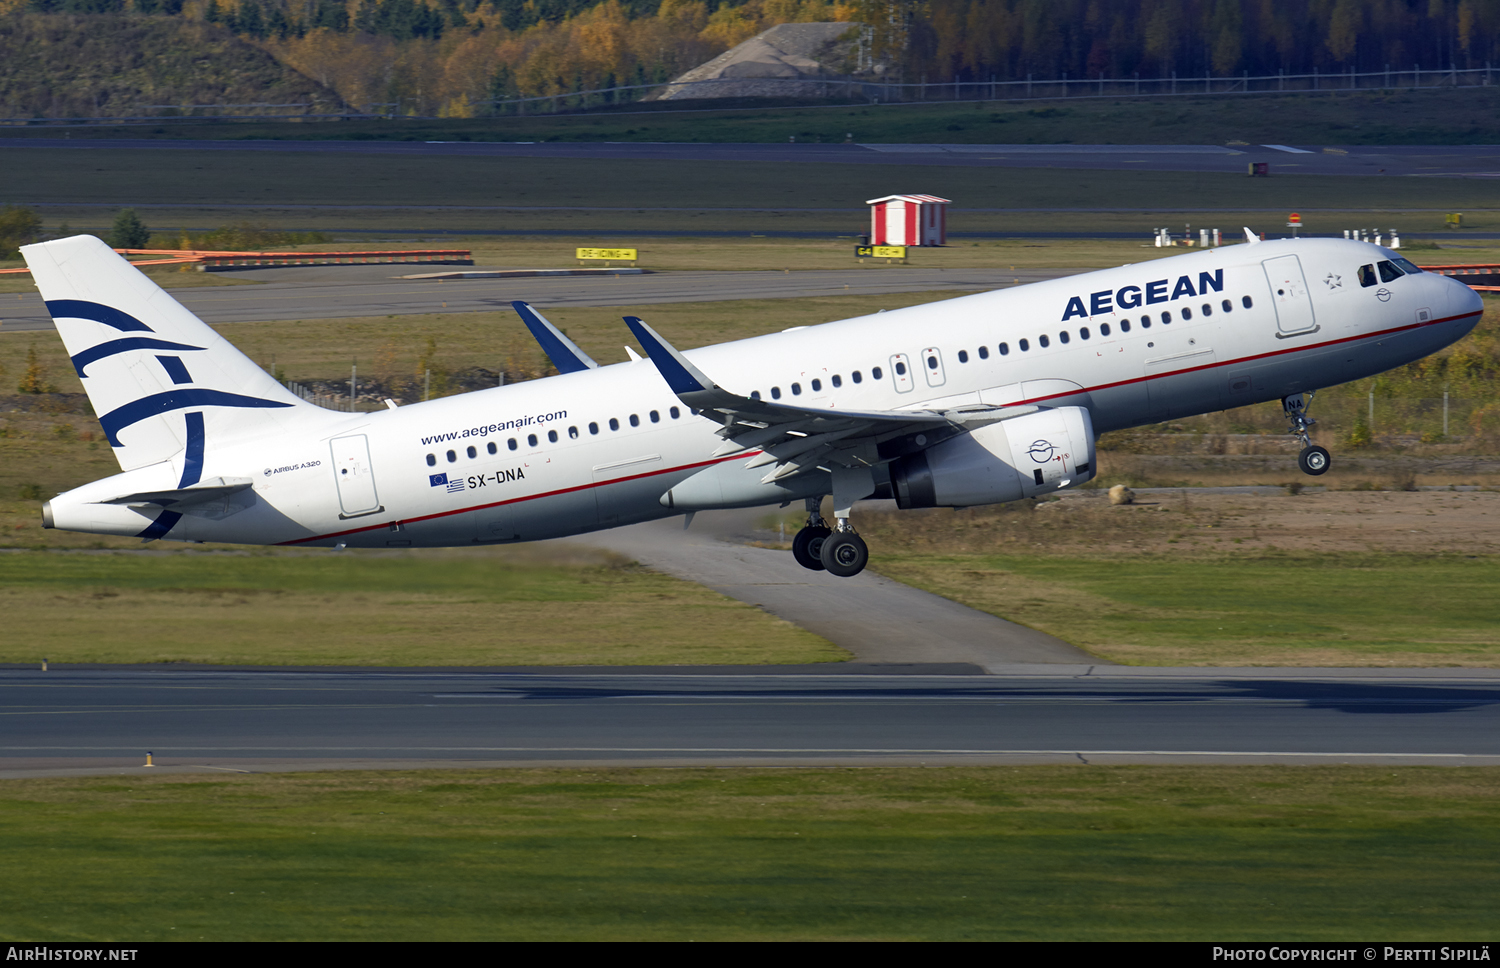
[
  {"left": 278, "top": 450, "right": 755, "bottom": 546},
  {"left": 998, "top": 308, "right": 1483, "bottom": 407},
  {"left": 281, "top": 307, "right": 1483, "bottom": 545}
]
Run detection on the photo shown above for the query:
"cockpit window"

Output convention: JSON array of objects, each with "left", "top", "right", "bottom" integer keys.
[
  {"left": 1358, "top": 264, "right": 1377, "bottom": 288},
  {"left": 1377, "top": 260, "right": 1404, "bottom": 283},
  {"left": 1392, "top": 257, "right": 1423, "bottom": 274}
]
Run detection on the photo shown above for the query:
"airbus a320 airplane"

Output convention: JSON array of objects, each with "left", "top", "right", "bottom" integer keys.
[{"left": 22, "top": 233, "right": 1483, "bottom": 577}]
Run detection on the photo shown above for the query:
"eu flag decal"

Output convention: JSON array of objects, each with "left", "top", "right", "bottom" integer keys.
[{"left": 429, "top": 473, "right": 447, "bottom": 487}]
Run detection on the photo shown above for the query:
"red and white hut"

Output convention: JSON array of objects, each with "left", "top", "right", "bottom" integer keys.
[{"left": 866, "top": 194, "right": 950, "bottom": 246}]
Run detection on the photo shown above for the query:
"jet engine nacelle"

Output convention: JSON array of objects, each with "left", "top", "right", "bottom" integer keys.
[{"left": 889, "top": 406, "right": 1096, "bottom": 509}]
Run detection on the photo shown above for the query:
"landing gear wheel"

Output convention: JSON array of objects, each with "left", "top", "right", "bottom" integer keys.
[
  {"left": 1298, "top": 445, "right": 1331, "bottom": 476},
  {"left": 820, "top": 531, "right": 869, "bottom": 578},
  {"left": 792, "top": 525, "right": 831, "bottom": 571}
]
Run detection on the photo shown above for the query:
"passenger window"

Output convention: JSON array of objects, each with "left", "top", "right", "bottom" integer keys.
[
  {"left": 487, "top": 441, "right": 497, "bottom": 454},
  {"left": 998, "top": 342, "right": 1009, "bottom": 355},
  {"left": 957, "top": 350, "right": 968, "bottom": 363},
  {"left": 1160, "top": 312, "right": 1171, "bottom": 324},
  {"left": 1140, "top": 315, "right": 1151, "bottom": 328},
  {"left": 852, "top": 371, "right": 863, "bottom": 383},
  {"left": 544, "top": 429, "right": 554, "bottom": 443},
  {"left": 811, "top": 379, "right": 822, "bottom": 391},
  {"left": 1080, "top": 327, "right": 1090, "bottom": 340},
  {"left": 771, "top": 387, "right": 781, "bottom": 399},
  {"left": 1059, "top": 331, "right": 1070, "bottom": 344},
  {"left": 527, "top": 433, "right": 537, "bottom": 447},
  {"left": 508, "top": 438, "right": 517, "bottom": 450},
  {"left": 791, "top": 383, "right": 802, "bottom": 395},
  {"left": 1242, "top": 295, "right": 1253, "bottom": 308},
  {"left": 1222, "top": 299, "right": 1232, "bottom": 313},
  {"left": 609, "top": 418, "right": 619, "bottom": 431},
  {"left": 750, "top": 391, "right": 761, "bottom": 400},
  {"left": 1359, "top": 264, "right": 1377, "bottom": 287},
  {"left": 446, "top": 450, "right": 456, "bottom": 463},
  {"left": 426, "top": 453, "right": 436, "bottom": 466},
  {"left": 1202, "top": 303, "right": 1212, "bottom": 316},
  {"left": 467, "top": 445, "right": 477, "bottom": 459},
  {"left": 831, "top": 375, "right": 842, "bottom": 388},
  {"left": 649, "top": 410, "right": 659, "bottom": 423},
  {"left": 568, "top": 426, "right": 579, "bottom": 439},
  {"left": 629, "top": 414, "right": 640, "bottom": 427},
  {"left": 872, "top": 366, "right": 882, "bottom": 380},
  {"left": 1181, "top": 307, "right": 1192, "bottom": 320},
  {"left": 1378, "top": 260, "right": 1404, "bottom": 282},
  {"left": 926, "top": 355, "right": 938, "bottom": 369},
  {"left": 1039, "top": 335, "right": 1050, "bottom": 348},
  {"left": 977, "top": 346, "right": 989, "bottom": 359},
  {"left": 670, "top": 407, "right": 680, "bottom": 418},
  {"left": 1019, "top": 339, "right": 1030, "bottom": 351},
  {"left": 1100, "top": 323, "right": 1110, "bottom": 336},
  {"left": 588, "top": 422, "right": 598, "bottom": 435},
  {"left": 1120, "top": 320, "right": 1130, "bottom": 332},
  {"left": 894, "top": 362, "right": 906, "bottom": 376}
]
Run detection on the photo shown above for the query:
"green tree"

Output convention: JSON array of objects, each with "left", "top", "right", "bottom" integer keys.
[
  {"left": 106, "top": 209, "right": 150, "bottom": 249},
  {"left": 0, "top": 205, "right": 42, "bottom": 260}
]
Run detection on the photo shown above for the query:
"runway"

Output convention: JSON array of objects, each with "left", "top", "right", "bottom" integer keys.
[
  {"left": 569, "top": 505, "right": 1093, "bottom": 667},
  {"left": 3, "top": 666, "right": 1498, "bottom": 777},
  {"left": 0, "top": 265, "right": 1072, "bottom": 332},
  {"left": 6, "top": 137, "right": 1500, "bottom": 177}
]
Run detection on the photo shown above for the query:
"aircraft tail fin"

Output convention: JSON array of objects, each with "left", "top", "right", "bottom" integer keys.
[{"left": 21, "top": 235, "right": 321, "bottom": 479}]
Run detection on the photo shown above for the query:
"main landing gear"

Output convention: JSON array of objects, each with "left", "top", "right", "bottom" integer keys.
[
  {"left": 1284, "top": 392, "right": 1331, "bottom": 476},
  {"left": 791, "top": 495, "right": 869, "bottom": 577}
]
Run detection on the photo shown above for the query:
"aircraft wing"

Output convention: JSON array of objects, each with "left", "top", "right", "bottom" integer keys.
[{"left": 624, "top": 316, "right": 1018, "bottom": 484}]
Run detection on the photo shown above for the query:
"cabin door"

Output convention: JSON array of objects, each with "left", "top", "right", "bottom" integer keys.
[{"left": 1262, "top": 255, "right": 1319, "bottom": 337}]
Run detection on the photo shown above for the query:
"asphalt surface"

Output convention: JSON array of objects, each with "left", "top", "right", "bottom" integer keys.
[
  {"left": 0, "top": 265, "right": 1072, "bottom": 332},
  {"left": 3, "top": 666, "right": 1498, "bottom": 777},
  {"left": 569, "top": 505, "right": 1093, "bottom": 667},
  {"left": 5, "top": 138, "right": 1500, "bottom": 177}
]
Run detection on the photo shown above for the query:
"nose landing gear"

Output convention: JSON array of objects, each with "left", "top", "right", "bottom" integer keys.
[{"left": 1284, "top": 392, "right": 1331, "bottom": 476}]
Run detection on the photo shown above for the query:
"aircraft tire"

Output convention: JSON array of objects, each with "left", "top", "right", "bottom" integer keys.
[
  {"left": 792, "top": 525, "right": 831, "bottom": 571},
  {"left": 1298, "top": 445, "right": 1331, "bottom": 476},
  {"left": 820, "top": 532, "right": 869, "bottom": 578}
]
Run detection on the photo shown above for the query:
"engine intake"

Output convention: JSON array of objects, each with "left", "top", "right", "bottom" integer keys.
[{"left": 890, "top": 406, "right": 1096, "bottom": 508}]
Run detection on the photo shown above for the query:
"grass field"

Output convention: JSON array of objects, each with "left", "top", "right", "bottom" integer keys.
[
  {"left": 13, "top": 86, "right": 1500, "bottom": 147},
  {"left": 2, "top": 146, "right": 1498, "bottom": 240},
  {"left": 871, "top": 552, "right": 1500, "bottom": 668},
  {"left": 1, "top": 765, "right": 1496, "bottom": 941},
  {"left": 0, "top": 547, "right": 840, "bottom": 667}
]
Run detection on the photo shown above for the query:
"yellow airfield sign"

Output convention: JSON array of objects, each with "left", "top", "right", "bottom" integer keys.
[
  {"left": 855, "top": 245, "right": 907, "bottom": 259},
  {"left": 577, "top": 248, "right": 637, "bottom": 261}
]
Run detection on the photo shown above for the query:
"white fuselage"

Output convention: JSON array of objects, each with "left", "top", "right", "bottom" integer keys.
[{"left": 48, "top": 239, "right": 1483, "bottom": 547}]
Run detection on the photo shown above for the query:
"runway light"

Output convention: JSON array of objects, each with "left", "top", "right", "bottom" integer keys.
[{"left": 144, "top": 751, "right": 155, "bottom": 768}]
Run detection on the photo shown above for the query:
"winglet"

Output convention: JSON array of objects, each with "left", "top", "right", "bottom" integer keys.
[
  {"left": 623, "top": 316, "right": 737, "bottom": 408},
  {"left": 1243, "top": 227, "right": 1260, "bottom": 245},
  {"left": 511, "top": 301, "right": 598, "bottom": 374}
]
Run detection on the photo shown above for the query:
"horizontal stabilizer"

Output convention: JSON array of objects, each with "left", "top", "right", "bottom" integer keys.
[
  {"left": 98, "top": 476, "right": 254, "bottom": 508},
  {"left": 511, "top": 301, "right": 598, "bottom": 374}
]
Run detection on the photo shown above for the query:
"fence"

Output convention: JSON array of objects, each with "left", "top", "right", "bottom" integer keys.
[
  {"left": 470, "top": 64, "right": 1500, "bottom": 117},
  {"left": 3, "top": 64, "right": 1495, "bottom": 124}
]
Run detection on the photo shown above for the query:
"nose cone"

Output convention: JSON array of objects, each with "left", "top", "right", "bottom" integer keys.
[{"left": 1450, "top": 276, "right": 1485, "bottom": 321}]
